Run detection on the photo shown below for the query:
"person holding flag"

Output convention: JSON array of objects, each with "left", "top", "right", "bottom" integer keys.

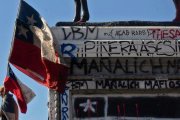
[
  {"left": 0, "top": 86, "right": 19, "bottom": 120},
  {"left": 0, "top": 64, "right": 35, "bottom": 120},
  {"left": 0, "top": 63, "right": 36, "bottom": 120},
  {"left": 3, "top": 63, "right": 36, "bottom": 114}
]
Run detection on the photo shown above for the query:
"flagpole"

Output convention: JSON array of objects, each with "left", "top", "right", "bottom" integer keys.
[
  {"left": 17, "top": 0, "right": 23, "bottom": 17},
  {"left": 7, "top": 0, "right": 23, "bottom": 63}
]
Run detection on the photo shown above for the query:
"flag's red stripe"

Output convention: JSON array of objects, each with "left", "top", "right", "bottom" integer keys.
[
  {"left": 9, "top": 38, "right": 46, "bottom": 77},
  {"left": 43, "top": 59, "right": 68, "bottom": 92},
  {"left": 4, "top": 76, "right": 27, "bottom": 113},
  {"left": 10, "top": 38, "right": 69, "bottom": 92},
  {"left": 11, "top": 63, "right": 46, "bottom": 86}
]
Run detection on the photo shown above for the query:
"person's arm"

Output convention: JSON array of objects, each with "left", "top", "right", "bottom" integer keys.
[{"left": 14, "top": 101, "right": 19, "bottom": 120}]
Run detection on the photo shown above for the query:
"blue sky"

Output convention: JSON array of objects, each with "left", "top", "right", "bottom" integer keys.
[{"left": 0, "top": 0, "right": 176, "bottom": 120}]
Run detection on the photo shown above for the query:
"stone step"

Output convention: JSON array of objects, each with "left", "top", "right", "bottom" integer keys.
[
  {"left": 52, "top": 26, "right": 180, "bottom": 40},
  {"left": 55, "top": 21, "right": 180, "bottom": 27},
  {"left": 59, "top": 39, "right": 180, "bottom": 58},
  {"left": 65, "top": 57, "right": 180, "bottom": 79}
]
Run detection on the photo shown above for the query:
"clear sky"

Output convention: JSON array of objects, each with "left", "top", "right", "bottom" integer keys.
[{"left": 0, "top": 0, "right": 176, "bottom": 120}]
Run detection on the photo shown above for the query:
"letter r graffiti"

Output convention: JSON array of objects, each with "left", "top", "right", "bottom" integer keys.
[{"left": 61, "top": 43, "right": 76, "bottom": 59}]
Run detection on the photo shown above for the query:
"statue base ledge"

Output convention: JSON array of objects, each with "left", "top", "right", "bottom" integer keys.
[{"left": 56, "top": 21, "right": 180, "bottom": 27}]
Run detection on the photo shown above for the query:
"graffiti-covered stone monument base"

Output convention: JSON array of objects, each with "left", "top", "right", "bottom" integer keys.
[{"left": 49, "top": 21, "right": 180, "bottom": 120}]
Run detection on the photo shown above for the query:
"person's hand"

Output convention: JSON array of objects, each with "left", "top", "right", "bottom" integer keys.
[{"left": 0, "top": 86, "right": 5, "bottom": 97}]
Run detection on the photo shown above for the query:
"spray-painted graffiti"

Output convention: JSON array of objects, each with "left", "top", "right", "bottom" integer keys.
[
  {"left": 52, "top": 25, "right": 180, "bottom": 120},
  {"left": 74, "top": 97, "right": 105, "bottom": 118},
  {"left": 52, "top": 26, "right": 98, "bottom": 40},
  {"left": 61, "top": 87, "right": 69, "bottom": 120},
  {"left": 67, "top": 80, "right": 180, "bottom": 90},
  {"left": 60, "top": 40, "right": 180, "bottom": 58},
  {"left": 51, "top": 26, "right": 180, "bottom": 40},
  {"left": 72, "top": 95, "right": 180, "bottom": 119},
  {"left": 70, "top": 58, "right": 180, "bottom": 76},
  {"left": 59, "top": 80, "right": 180, "bottom": 120},
  {"left": 148, "top": 28, "right": 180, "bottom": 40}
]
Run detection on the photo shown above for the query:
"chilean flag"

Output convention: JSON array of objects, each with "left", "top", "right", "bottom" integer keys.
[
  {"left": 9, "top": 0, "right": 68, "bottom": 93},
  {"left": 4, "top": 64, "right": 36, "bottom": 113}
]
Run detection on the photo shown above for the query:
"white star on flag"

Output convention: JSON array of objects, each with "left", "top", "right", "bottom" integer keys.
[
  {"left": 18, "top": 25, "right": 29, "bottom": 39},
  {"left": 79, "top": 99, "right": 97, "bottom": 113},
  {"left": 27, "top": 14, "right": 37, "bottom": 25}
]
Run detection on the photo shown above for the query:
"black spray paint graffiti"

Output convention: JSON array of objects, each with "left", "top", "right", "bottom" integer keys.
[
  {"left": 103, "top": 28, "right": 180, "bottom": 40},
  {"left": 61, "top": 26, "right": 98, "bottom": 40},
  {"left": 61, "top": 40, "right": 179, "bottom": 58},
  {"left": 96, "top": 80, "right": 180, "bottom": 90},
  {"left": 82, "top": 40, "right": 178, "bottom": 57},
  {"left": 103, "top": 29, "right": 146, "bottom": 39},
  {"left": 67, "top": 80, "right": 180, "bottom": 90},
  {"left": 58, "top": 27, "right": 180, "bottom": 40},
  {"left": 70, "top": 58, "right": 180, "bottom": 75},
  {"left": 73, "top": 96, "right": 180, "bottom": 119}
]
